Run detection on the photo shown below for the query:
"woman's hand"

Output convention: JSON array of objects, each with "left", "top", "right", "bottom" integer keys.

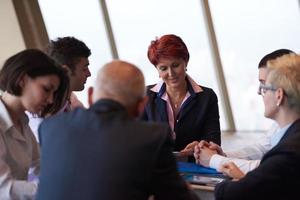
[
  {"left": 207, "top": 141, "right": 226, "bottom": 156},
  {"left": 219, "top": 162, "right": 245, "bottom": 180},
  {"left": 194, "top": 144, "right": 217, "bottom": 167},
  {"left": 180, "top": 141, "right": 199, "bottom": 156}
]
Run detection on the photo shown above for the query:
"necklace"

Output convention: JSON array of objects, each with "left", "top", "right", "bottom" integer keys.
[
  {"left": 167, "top": 85, "right": 187, "bottom": 111},
  {"left": 172, "top": 95, "right": 185, "bottom": 110},
  {"left": 174, "top": 102, "right": 180, "bottom": 109}
]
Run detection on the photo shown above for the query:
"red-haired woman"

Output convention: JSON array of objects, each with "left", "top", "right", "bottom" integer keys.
[{"left": 142, "top": 34, "right": 220, "bottom": 160}]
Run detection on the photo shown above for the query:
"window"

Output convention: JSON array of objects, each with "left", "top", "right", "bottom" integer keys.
[
  {"left": 106, "top": 0, "right": 227, "bottom": 129},
  {"left": 210, "top": 0, "right": 300, "bottom": 130},
  {"left": 37, "top": 0, "right": 300, "bottom": 131},
  {"left": 38, "top": 0, "right": 112, "bottom": 106}
]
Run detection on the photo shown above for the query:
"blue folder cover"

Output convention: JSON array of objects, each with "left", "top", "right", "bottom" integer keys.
[{"left": 177, "top": 162, "right": 221, "bottom": 174}]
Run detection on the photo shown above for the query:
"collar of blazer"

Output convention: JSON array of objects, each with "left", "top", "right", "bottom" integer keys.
[
  {"left": 261, "top": 118, "right": 300, "bottom": 162},
  {"left": 150, "top": 75, "right": 203, "bottom": 97},
  {"left": 90, "top": 99, "right": 127, "bottom": 114}
]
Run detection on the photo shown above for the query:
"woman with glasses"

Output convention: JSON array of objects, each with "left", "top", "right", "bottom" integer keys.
[
  {"left": 194, "top": 49, "right": 295, "bottom": 176},
  {"left": 0, "top": 49, "right": 69, "bottom": 199},
  {"left": 142, "top": 34, "right": 221, "bottom": 159},
  {"left": 214, "top": 53, "right": 300, "bottom": 200},
  {"left": 258, "top": 83, "right": 278, "bottom": 96}
]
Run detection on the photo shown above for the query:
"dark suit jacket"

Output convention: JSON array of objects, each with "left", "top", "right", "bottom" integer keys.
[
  {"left": 36, "top": 99, "right": 198, "bottom": 200},
  {"left": 215, "top": 118, "right": 300, "bottom": 200},
  {"left": 142, "top": 81, "right": 221, "bottom": 151}
]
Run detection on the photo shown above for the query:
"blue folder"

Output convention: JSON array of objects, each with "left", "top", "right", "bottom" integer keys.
[{"left": 177, "top": 162, "right": 221, "bottom": 174}]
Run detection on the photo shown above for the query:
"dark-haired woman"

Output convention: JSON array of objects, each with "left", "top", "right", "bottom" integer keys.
[{"left": 0, "top": 49, "right": 69, "bottom": 199}]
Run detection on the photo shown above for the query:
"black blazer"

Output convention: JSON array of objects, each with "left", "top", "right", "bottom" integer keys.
[
  {"left": 215, "top": 118, "right": 300, "bottom": 200},
  {"left": 36, "top": 99, "right": 198, "bottom": 200},
  {"left": 142, "top": 81, "right": 221, "bottom": 151}
]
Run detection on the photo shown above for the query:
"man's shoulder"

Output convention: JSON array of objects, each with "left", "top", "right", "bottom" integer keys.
[
  {"left": 132, "top": 120, "right": 170, "bottom": 135},
  {"left": 41, "top": 107, "right": 87, "bottom": 127},
  {"left": 127, "top": 120, "right": 171, "bottom": 144}
]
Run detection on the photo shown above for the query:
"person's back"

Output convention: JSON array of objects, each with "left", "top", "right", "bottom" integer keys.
[{"left": 36, "top": 60, "right": 198, "bottom": 200}]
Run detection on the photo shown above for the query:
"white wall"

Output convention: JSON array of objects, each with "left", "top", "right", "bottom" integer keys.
[{"left": 0, "top": 0, "right": 25, "bottom": 68}]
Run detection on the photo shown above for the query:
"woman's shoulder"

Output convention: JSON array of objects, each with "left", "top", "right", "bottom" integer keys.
[
  {"left": 146, "top": 84, "right": 158, "bottom": 95},
  {"left": 198, "top": 85, "right": 217, "bottom": 94},
  {"left": 146, "top": 84, "right": 156, "bottom": 90},
  {"left": 195, "top": 85, "right": 218, "bottom": 102}
]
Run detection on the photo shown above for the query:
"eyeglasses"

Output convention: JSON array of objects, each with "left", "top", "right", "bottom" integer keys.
[{"left": 258, "top": 83, "right": 277, "bottom": 96}]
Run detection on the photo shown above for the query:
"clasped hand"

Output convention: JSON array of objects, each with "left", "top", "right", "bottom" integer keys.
[
  {"left": 193, "top": 140, "right": 219, "bottom": 167},
  {"left": 179, "top": 141, "right": 199, "bottom": 157},
  {"left": 193, "top": 140, "right": 245, "bottom": 179}
]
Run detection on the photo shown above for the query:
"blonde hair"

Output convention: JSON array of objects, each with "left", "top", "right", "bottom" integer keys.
[{"left": 267, "top": 53, "right": 300, "bottom": 113}]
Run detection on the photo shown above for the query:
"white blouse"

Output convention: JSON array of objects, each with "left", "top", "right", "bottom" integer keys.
[
  {"left": 0, "top": 100, "right": 40, "bottom": 200},
  {"left": 209, "top": 124, "right": 281, "bottom": 174}
]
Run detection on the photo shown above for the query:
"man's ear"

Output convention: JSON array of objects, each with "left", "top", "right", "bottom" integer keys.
[
  {"left": 62, "top": 64, "right": 72, "bottom": 77},
  {"left": 137, "top": 96, "right": 148, "bottom": 117},
  {"left": 88, "top": 87, "right": 94, "bottom": 107}
]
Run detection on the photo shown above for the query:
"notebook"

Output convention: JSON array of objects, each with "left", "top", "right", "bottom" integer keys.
[
  {"left": 177, "top": 162, "right": 221, "bottom": 174},
  {"left": 177, "top": 162, "right": 226, "bottom": 186}
]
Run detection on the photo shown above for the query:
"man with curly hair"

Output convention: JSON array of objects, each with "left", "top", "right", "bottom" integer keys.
[
  {"left": 28, "top": 37, "right": 91, "bottom": 140},
  {"left": 47, "top": 36, "right": 91, "bottom": 99}
]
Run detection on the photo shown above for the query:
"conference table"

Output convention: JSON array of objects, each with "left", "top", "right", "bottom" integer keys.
[
  {"left": 177, "top": 162, "right": 223, "bottom": 200},
  {"left": 191, "top": 184, "right": 215, "bottom": 200}
]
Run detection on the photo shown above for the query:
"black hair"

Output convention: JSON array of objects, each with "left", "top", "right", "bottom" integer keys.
[
  {"left": 258, "top": 49, "right": 295, "bottom": 68},
  {"left": 46, "top": 36, "right": 91, "bottom": 73}
]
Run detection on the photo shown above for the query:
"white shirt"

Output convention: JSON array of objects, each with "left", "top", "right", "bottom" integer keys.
[
  {"left": 209, "top": 124, "right": 289, "bottom": 174},
  {"left": 27, "top": 93, "right": 84, "bottom": 142},
  {"left": 0, "top": 99, "right": 40, "bottom": 200}
]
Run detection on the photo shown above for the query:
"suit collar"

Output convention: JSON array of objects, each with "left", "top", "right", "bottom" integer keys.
[
  {"left": 279, "top": 118, "right": 300, "bottom": 141},
  {"left": 262, "top": 118, "right": 300, "bottom": 161},
  {"left": 90, "top": 99, "right": 127, "bottom": 114},
  {"left": 149, "top": 76, "right": 204, "bottom": 122},
  {"left": 150, "top": 75, "right": 203, "bottom": 97},
  {"left": 154, "top": 97, "right": 168, "bottom": 121}
]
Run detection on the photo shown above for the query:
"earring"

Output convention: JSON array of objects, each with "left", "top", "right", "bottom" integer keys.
[{"left": 276, "top": 102, "right": 280, "bottom": 106}]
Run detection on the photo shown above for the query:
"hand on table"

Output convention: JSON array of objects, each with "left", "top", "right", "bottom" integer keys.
[
  {"left": 194, "top": 141, "right": 218, "bottom": 167},
  {"left": 219, "top": 162, "right": 245, "bottom": 180},
  {"left": 207, "top": 141, "right": 226, "bottom": 156},
  {"left": 179, "top": 141, "right": 199, "bottom": 156}
]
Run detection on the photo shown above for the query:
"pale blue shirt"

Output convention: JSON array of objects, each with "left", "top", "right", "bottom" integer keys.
[{"left": 270, "top": 123, "right": 291, "bottom": 148}]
